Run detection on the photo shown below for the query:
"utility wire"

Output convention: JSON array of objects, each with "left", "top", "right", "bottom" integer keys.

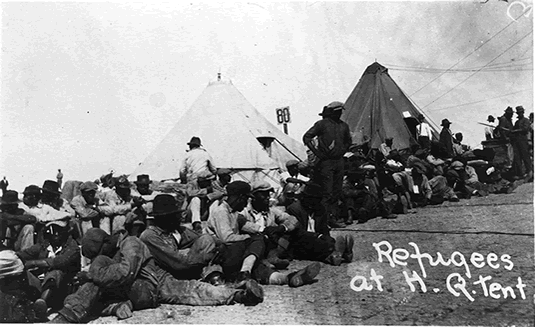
[
  {"left": 428, "top": 89, "right": 531, "bottom": 112},
  {"left": 421, "top": 30, "right": 533, "bottom": 110},
  {"left": 391, "top": 67, "right": 532, "bottom": 73},
  {"left": 385, "top": 58, "right": 532, "bottom": 71},
  {"left": 409, "top": 10, "right": 528, "bottom": 97}
]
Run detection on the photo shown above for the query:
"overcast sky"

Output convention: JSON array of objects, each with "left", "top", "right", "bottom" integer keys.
[{"left": 1, "top": 1, "right": 533, "bottom": 191}]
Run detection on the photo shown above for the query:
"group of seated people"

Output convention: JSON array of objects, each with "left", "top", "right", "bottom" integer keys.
[{"left": 0, "top": 169, "right": 355, "bottom": 323}]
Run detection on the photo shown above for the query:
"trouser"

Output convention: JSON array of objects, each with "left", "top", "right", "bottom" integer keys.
[
  {"left": 13, "top": 224, "right": 35, "bottom": 251},
  {"left": 220, "top": 234, "right": 270, "bottom": 282},
  {"left": 313, "top": 158, "right": 344, "bottom": 222},
  {"left": 59, "top": 258, "right": 238, "bottom": 323},
  {"left": 188, "top": 197, "right": 203, "bottom": 223},
  {"left": 289, "top": 231, "right": 335, "bottom": 262},
  {"left": 428, "top": 176, "right": 457, "bottom": 202},
  {"left": 506, "top": 143, "right": 514, "bottom": 168},
  {"left": 418, "top": 136, "right": 431, "bottom": 150},
  {"left": 170, "top": 234, "right": 217, "bottom": 280},
  {"left": 512, "top": 139, "right": 532, "bottom": 175}
]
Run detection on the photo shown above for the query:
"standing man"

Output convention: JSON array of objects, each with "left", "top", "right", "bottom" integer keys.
[
  {"left": 485, "top": 115, "right": 496, "bottom": 140},
  {"left": 511, "top": 106, "right": 532, "bottom": 179},
  {"left": 416, "top": 114, "right": 433, "bottom": 150},
  {"left": 497, "top": 107, "right": 515, "bottom": 169},
  {"left": 56, "top": 170, "right": 63, "bottom": 190},
  {"left": 0, "top": 177, "right": 8, "bottom": 196},
  {"left": 179, "top": 137, "right": 217, "bottom": 184},
  {"left": 439, "top": 119, "right": 454, "bottom": 158},
  {"left": 303, "top": 101, "right": 352, "bottom": 229},
  {"left": 379, "top": 137, "right": 394, "bottom": 158}
]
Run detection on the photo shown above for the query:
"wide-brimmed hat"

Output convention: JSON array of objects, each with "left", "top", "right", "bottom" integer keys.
[
  {"left": 226, "top": 181, "right": 253, "bottom": 197},
  {"left": 301, "top": 183, "right": 323, "bottom": 199},
  {"left": 135, "top": 174, "right": 151, "bottom": 185},
  {"left": 319, "top": 101, "right": 345, "bottom": 116},
  {"left": 115, "top": 176, "right": 131, "bottom": 189},
  {"left": 216, "top": 168, "right": 232, "bottom": 176},
  {"left": 487, "top": 115, "right": 495, "bottom": 122},
  {"left": 23, "top": 185, "right": 41, "bottom": 195},
  {"left": 1, "top": 190, "right": 20, "bottom": 205},
  {"left": 450, "top": 161, "right": 464, "bottom": 170},
  {"left": 187, "top": 136, "right": 202, "bottom": 147},
  {"left": 417, "top": 114, "right": 425, "bottom": 120},
  {"left": 251, "top": 180, "right": 274, "bottom": 194},
  {"left": 42, "top": 180, "right": 61, "bottom": 195},
  {"left": 441, "top": 119, "right": 452, "bottom": 126},
  {"left": 152, "top": 194, "right": 182, "bottom": 216},
  {"left": 504, "top": 106, "right": 514, "bottom": 114},
  {"left": 80, "top": 181, "right": 98, "bottom": 193},
  {"left": 0, "top": 250, "right": 24, "bottom": 279},
  {"left": 285, "top": 159, "right": 300, "bottom": 169},
  {"left": 516, "top": 106, "right": 525, "bottom": 113}
]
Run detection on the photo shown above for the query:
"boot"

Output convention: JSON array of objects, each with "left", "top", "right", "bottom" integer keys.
[
  {"left": 233, "top": 279, "right": 264, "bottom": 306},
  {"left": 345, "top": 210, "right": 354, "bottom": 225},
  {"left": 267, "top": 249, "right": 290, "bottom": 270},
  {"left": 287, "top": 262, "right": 321, "bottom": 288},
  {"left": 342, "top": 235, "right": 354, "bottom": 263},
  {"left": 324, "top": 251, "right": 342, "bottom": 266},
  {"left": 34, "top": 299, "right": 48, "bottom": 322},
  {"left": 47, "top": 314, "right": 70, "bottom": 324}
]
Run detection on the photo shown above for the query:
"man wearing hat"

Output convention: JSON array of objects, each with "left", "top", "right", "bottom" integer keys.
[
  {"left": 131, "top": 174, "right": 163, "bottom": 222},
  {"left": 185, "top": 171, "right": 223, "bottom": 233},
  {"left": 302, "top": 101, "right": 353, "bottom": 229},
  {"left": 277, "top": 159, "right": 309, "bottom": 206},
  {"left": 16, "top": 221, "right": 80, "bottom": 317},
  {"left": 497, "top": 107, "right": 515, "bottom": 169},
  {"left": 50, "top": 227, "right": 264, "bottom": 323},
  {"left": 71, "top": 181, "right": 101, "bottom": 237},
  {"left": 98, "top": 176, "right": 145, "bottom": 236},
  {"left": 0, "top": 190, "right": 37, "bottom": 251},
  {"left": 485, "top": 115, "right": 496, "bottom": 140},
  {"left": 416, "top": 114, "right": 433, "bottom": 150},
  {"left": 511, "top": 106, "right": 532, "bottom": 179},
  {"left": 379, "top": 137, "right": 395, "bottom": 158},
  {"left": 286, "top": 183, "right": 354, "bottom": 266},
  {"left": 140, "top": 194, "right": 222, "bottom": 282},
  {"left": 439, "top": 118, "right": 454, "bottom": 158},
  {"left": 0, "top": 177, "right": 8, "bottom": 196},
  {"left": 179, "top": 136, "right": 217, "bottom": 184},
  {"left": 212, "top": 168, "right": 232, "bottom": 195},
  {"left": 38, "top": 180, "right": 75, "bottom": 223}
]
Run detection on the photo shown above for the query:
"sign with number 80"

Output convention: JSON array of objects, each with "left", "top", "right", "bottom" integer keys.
[{"left": 276, "top": 107, "right": 291, "bottom": 124}]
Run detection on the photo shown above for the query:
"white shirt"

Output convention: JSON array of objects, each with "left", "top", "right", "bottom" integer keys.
[
  {"left": 179, "top": 148, "right": 217, "bottom": 182},
  {"left": 307, "top": 213, "right": 315, "bottom": 233},
  {"left": 416, "top": 122, "right": 433, "bottom": 138}
]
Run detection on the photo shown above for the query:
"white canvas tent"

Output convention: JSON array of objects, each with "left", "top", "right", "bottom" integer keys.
[{"left": 132, "top": 78, "right": 307, "bottom": 188}]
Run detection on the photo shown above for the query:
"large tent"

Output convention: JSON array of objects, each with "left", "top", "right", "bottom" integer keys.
[
  {"left": 342, "top": 62, "right": 440, "bottom": 150},
  {"left": 132, "top": 77, "right": 307, "bottom": 186}
]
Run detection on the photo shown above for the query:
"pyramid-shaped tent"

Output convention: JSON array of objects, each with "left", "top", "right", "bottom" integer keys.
[
  {"left": 132, "top": 79, "right": 306, "bottom": 182},
  {"left": 342, "top": 62, "right": 439, "bottom": 150}
]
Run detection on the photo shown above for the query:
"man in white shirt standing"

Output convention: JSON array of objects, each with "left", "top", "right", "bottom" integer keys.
[
  {"left": 179, "top": 137, "right": 217, "bottom": 184},
  {"left": 416, "top": 114, "right": 432, "bottom": 150}
]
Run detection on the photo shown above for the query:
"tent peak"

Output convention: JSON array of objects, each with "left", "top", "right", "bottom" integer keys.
[{"left": 208, "top": 73, "right": 233, "bottom": 86}]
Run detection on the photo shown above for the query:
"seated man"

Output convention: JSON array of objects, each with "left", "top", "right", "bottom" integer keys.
[
  {"left": 16, "top": 221, "right": 80, "bottom": 318},
  {"left": 0, "top": 190, "right": 37, "bottom": 251},
  {"left": 286, "top": 183, "right": 354, "bottom": 267},
  {"left": 277, "top": 160, "right": 310, "bottom": 207},
  {"left": 212, "top": 169, "right": 232, "bottom": 195},
  {"left": 0, "top": 249, "right": 43, "bottom": 323},
  {"left": 71, "top": 181, "right": 101, "bottom": 238},
  {"left": 98, "top": 176, "right": 145, "bottom": 236},
  {"left": 186, "top": 171, "right": 223, "bottom": 233},
  {"left": 409, "top": 163, "right": 459, "bottom": 206},
  {"left": 40, "top": 180, "right": 76, "bottom": 220},
  {"left": 140, "top": 194, "right": 221, "bottom": 282},
  {"left": 209, "top": 181, "right": 320, "bottom": 288},
  {"left": 50, "top": 228, "right": 264, "bottom": 323},
  {"left": 379, "top": 137, "right": 394, "bottom": 158}
]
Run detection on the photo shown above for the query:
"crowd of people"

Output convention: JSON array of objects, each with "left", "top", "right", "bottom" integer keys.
[{"left": 0, "top": 101, "right": 532, "bottom": 323}]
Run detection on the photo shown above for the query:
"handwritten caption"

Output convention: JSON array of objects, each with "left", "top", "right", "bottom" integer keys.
[{"left": 350, "top": 241, "right": 528, "bottom": 302}]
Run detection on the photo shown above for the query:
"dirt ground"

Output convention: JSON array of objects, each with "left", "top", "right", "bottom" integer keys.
[{"left": 87, "top": 183, "right": 534, "bottom": 326}]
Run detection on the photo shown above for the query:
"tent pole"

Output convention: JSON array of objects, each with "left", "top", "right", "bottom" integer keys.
[{"left": 273, "top": 138, "right": 303, "bottom": 162}]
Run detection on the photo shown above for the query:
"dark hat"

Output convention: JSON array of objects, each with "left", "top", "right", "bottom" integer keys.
[
  {"left": 450, "top": 161, "right": 464, "bottom": 170},
  {"left": 251, "top": 180, "right": 274, "bottom": 193},
  {"left": 115, "top": 176, "right": 131, "bottom": 189},
  {"left": 385, "top": 137, "right": 393, "bottom": 141},
  {"left": 23, "top": 185, "right": 41, "bottom": 195},
  {"left": 412, "top": 162, "right": 427, "bottom": 174},
  {"left": 505, "top": 106, "right": 514, "bottom": 114},
  {"left": 319, "top": 101, "right": 345, "bottom": 116},
  {"left": 441, "top": 119, "right": 452, "bottom": 126},
  {"left": 1, "top": 190, "right": 20, "bottom": 205},
  {"left": 487, "top": 115, "right": 495, "bottom": 122},
  {"left": 216, "top": 168, "right": 232, "bottom": 176},
  {"left": 187, "top": 136, "right": 202, "bottom": 147},
  {"left": 44, "top": 222, "right": 68, "bottom": 236},
  {"left": 197, "top": 171, "right": 215, "bottom": 182},
  {"left": 285, "top": 159, "right": 300, "bottom": 168},
  {"left": 301, "top": 183, "right": 323, "bottom": 199},
  {"left": 318, "top": 107, "right": 334, "bottom": 116},
  {"left": 80, "top": 181, "right": 98, "bottom": 193},
  {"left": 152, "top": 194, "right": 182, "bottom": 216},
  {"left": 226, "top": 181, "right": 253, "bottom": 197},
  {"left": 81, "top": 228, "right": 109, "bottom": 259},
  {"left": 135, "top": 174, "right": 151, "bottom": 185},
  {"left": 417, "top": 114, "right": 425, "bottom": 120},
  {"left": 42, "top": 180, "right": 61, "bottom": 195},
  {"left": 516, "top": 106, "right": 525, "bottom": 113}
]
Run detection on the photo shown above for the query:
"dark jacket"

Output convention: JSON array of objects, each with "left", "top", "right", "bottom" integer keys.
[
  {"left": 286, "top": 200, "right": 330, "bottom": 238},
  {"left": 303, "top": 118, "right": 352, "bottom": 160},
  {"left": 439, "top": 128, "right": 454, "bottom": 157},
  {"left": 17, "top": 236, "right": 80, "bottom": 275},
  {"left": 0, "top": 210, "right": 37, "bottom": 246}
]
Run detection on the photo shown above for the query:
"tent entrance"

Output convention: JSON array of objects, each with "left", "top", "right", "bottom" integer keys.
[{"left": 404, "top": 117, "right": 419, "bottom": 140}]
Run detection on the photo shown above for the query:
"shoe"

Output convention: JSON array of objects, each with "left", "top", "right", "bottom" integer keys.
[
  {"left": 205, "top": 271, "right": 225, "bottom": 286},
  {"left": 236, "top": 271, "right": 252, "bottom": 282},
  {"left": 288, "top": 262, "right": 321, "bottom": 288},
  {"left": 449, "top": 197, "right": 460, "bottom": 202},
  {"left": 233, "top": 279, "right": 264, "bottom": 306},
  {"left": 192, "top": 221, "right": 203, "bottom": 234},
  {"left": 382, "top": 213, "right": 398, "bottom": 219},
  {"left": 34, "top": 299, "right": 48, "bottom": 321},
  {"left": 324, "top": 251, "right": 343, "bottom": 266},
  {"left": 47, "top": 314, "right": 70, "bottom": 324},
  {"left": 399, "top": 196, "right": 409, "bottom": 214},
  {"left": 267, "top": 257, "right": 290, "bottom": 270}
]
